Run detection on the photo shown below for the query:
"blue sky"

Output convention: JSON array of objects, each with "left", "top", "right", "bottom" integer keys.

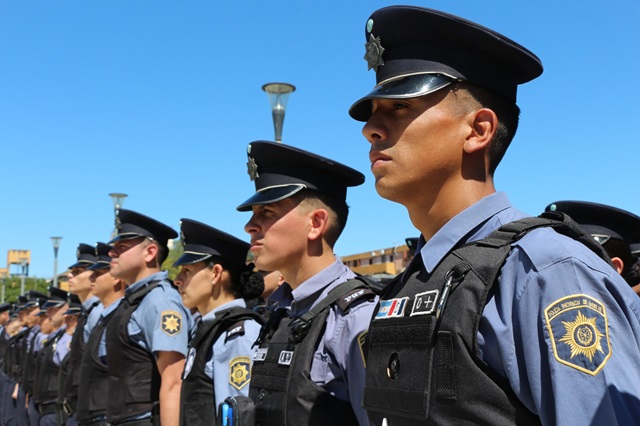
[{"left": 1, "top": 1, "right": 638, "bottom": 278}]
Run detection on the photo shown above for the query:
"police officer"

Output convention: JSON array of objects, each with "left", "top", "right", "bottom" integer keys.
[
  {"left": 546, "top": 201, "right": 640, "bottom": 293},
  {"left": 0, "top": 302, "right": 12, "bottom": 424},
  {"left": 349, "top": 6, "right": 640, "bottom": 425},
  {"left": 58, "top": 244, "right": 103, "bottom": 426},
  {"left": 238, "top": 141, "right": 378, "bottom": 425},
  {"left": 77, "top": 242, "right": 125, "bottom": 426},
  {"left": 26, "top": 297, "right": 51, "bottom": 426},
  {"left": 106, "top": 209, "right": 193, "bottom": 425},
  {"left": 33, "top": 287, "right": 69, "bottom": 426},
  {"left": 173, "top": 219, "right": 264, "bottom": 425},
  {"left": 1, "top": 296, "right": 29, "bottom": 426},
  {"left": 55, "top": 294, "right": 82, "bottom": 425}
]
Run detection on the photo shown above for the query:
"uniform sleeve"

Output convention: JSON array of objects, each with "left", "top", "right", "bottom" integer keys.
[
  {"left": 135, "top": 288, "right": 191, "bottom": 357},
  {"left": 211, "top": 319, "right": 262, "bottom": 408},
  {"left": 482, "top": 236, "right": 640, "bottom": 425},
  {"left": 327, "top": 297, "right": 378, "bottom": 426}
]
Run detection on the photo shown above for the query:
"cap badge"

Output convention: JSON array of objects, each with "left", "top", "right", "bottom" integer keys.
[
  {"left": 247, "top": 156, "right": 259, "bottom": 181},
  {"left": 364, "top": 34, "right": 385, "bottom": 71},
  {"left": 180, "top": 229, "right": 186, "bottom": 248},
  {"left": 366, "top": 18, "right": 374, "bottom": 33}
]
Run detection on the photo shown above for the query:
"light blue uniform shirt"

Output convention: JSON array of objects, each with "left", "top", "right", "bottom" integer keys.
[
  {"left": 34, "top": 332, "right": 49, "bottom": 352},
  {"left": 52, "top": 325, "right": 69, "bottom": 366},
  {"left": 197, "top": 299, "right": 262, "bottom": 408},
  {"left": 83, "top": 296, "right": 103, "bottom": 344},
  {"left": 270, "top": 258, "right": 377, "bottom": 426},
  {"left": 125, "top": 271, "right": 193, "bottom": 357},
  {"left": 418, "top": 192, "right": 640, "bottom": 425},
  {"left": 97, "top": 299, "right": 123, "bottom": 361}
]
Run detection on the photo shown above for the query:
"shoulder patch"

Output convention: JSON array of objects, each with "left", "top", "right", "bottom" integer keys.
[
  {"left": 545, "top": 294, "right": 611, "bottom": 375},
  {"left": 229, "top": 356, "right": 251, "bottom": 390},
  {"left": 161, "top": 310, "right": 182, "bottom": 336}
]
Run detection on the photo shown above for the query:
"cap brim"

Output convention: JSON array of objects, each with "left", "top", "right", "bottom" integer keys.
[
  {"left": 63, "top": 307, "right": 82, "bottom": 315},
  {"left": 88, "top": 261, "right": 111, "bottom": 271},
  {"left": 349, "top": 73, "right": 455, "bottom": 121},
  {"left": 173, "top": 252, "right": 213, "bottom": 267},
  {"left": 42, "top": 300, "right": 66, "bottom": 309},
  {"left": 67, "top": 261, "right": 94, "bottom": 269},
  {"left": 236, "top": 184, "right": 306, "bottom": 212},
  {"left": 107, "top": 233, "right": 145, "bottom": 245}
]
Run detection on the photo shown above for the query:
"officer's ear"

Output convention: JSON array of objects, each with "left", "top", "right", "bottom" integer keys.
[
  {"left": 143, "top": 241, "right": 159, "bottom": 265},
  {"left": 307, "top": 208, "right": 329, "bottom": 242},
  {"left": 463, "top": 108, "right": 497, "bottom": 154},
  {"left": 610, "top": 257, "right": 624, "bottom": 274},
  {"left": 210, "top": 263, "right": 225, "bottom": 286}
]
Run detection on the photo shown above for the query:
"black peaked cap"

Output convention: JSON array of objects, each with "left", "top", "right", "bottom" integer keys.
[
  {"left": 349, "top": 6, "right": 543, "bottom": 121},
  {"left": 237, "top": 141, "right": 365, "bottom": 211},
  {"left": 174, "top": 219, "right": 250, "bottom": 270}
]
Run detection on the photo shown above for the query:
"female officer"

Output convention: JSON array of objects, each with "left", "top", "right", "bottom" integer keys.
[{"left": 174, "top": 218, "right": 264, "bottom": 426}]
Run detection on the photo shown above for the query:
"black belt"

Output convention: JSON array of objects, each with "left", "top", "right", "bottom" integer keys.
[{"left": 37, "top": 401, "right": 57, "bottom": 415}]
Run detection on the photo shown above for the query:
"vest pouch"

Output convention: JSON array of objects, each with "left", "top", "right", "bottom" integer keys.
[{"left": 363, "top": 315, "right": 437, "bottom": 420}]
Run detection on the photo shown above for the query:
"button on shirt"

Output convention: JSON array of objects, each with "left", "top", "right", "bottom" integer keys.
[
  {"left": 125, "top": 271, "right": 193, "bottom": 357},
  {"left": 202, "top": 299, "right": 262, "bottom": 408},
  {"left": 418, "top": 191, "right": 640, "bottom": 425},
  {"left": 270, "top": 258, "right": 377, "bottom": 426}
]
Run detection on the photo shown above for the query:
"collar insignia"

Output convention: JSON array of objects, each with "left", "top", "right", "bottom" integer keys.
[
  {"left": 247, "top": 156, "right": 259, "bottom": 181},
  {"left": 364, "top": 34, "right": 385, "bottom": 71}
]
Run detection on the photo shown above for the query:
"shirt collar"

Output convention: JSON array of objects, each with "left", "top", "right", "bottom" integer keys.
[
  {"left": 83, "top": 295, "right": 100, "bottom": 310},
  {"left": 420, "top": 192, "right": 514, "bottom": 273},
  {"left": 202, "top": 299, "right": 247, "bottom": 323},
  {"left": 125, "top": 271, "right": 168, "bottom": 296}
]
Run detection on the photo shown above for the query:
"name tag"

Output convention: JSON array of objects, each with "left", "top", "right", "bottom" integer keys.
[{"left": 410, "top": 290, "right": 439, "bottom": 316}]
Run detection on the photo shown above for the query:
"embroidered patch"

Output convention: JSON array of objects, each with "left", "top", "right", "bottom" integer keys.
[
  {"left": 278, "top": 350, "right": 293, "bottom": 366},
  {"left": 161, "top": 310, "right": 182, "bottom": 336},
  {"left": 183, "top": 347, "right": 196, "bottom": 379},
  {"left": 410, "top": 290, "right": 439, "bottom": 316},
  {"left": 253, "top": 347, "right": 268, "bottom": 362},
  {"left": 229, "top": 356, "right": 251, "bottom": 390},
  {"left": 545, "top": 294, "right": 611, "bottom": 375},
  {"left": 375, "top": 297, "right": 408, "bottom": 319}
]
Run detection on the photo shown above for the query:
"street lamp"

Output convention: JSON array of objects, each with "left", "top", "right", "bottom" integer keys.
[
  {"left": 51, "top": 236, "right": 62, "bottom": 288},
  {"left": 20, "top": 258, "right": 28, "bottom": 296},
  {"left": 262, "top": 83, "right": 296, "bottom": 143},
  {"left": 109, "top": 193, "right": 128, "bottom": 236}
]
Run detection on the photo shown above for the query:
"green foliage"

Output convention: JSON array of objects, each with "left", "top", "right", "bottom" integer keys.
[
  {"left": 1, "top": 277, "right": 49, "bottom": 303},
  {"left": 162, "top": 240, "right": 184, "bottom": 281}
]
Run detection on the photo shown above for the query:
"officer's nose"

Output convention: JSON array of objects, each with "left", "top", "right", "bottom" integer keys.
[
  {"left": 244, "top": 214, "right": 260, "bottom": 235},
  {"left": 362, "top": 108, "right": 387, "bottom": 145}
]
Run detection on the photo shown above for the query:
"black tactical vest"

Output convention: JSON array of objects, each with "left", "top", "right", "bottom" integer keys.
[
  {"left": 364, "top": 213, "right": 609, "bottom": 425},
  {"left": 23, "top": 328, "right": 41, "bottom": 395},
  {"left": 105, "top": 281, "right": 161, "bottom": 423},
  {"left": 33, "top": 327, "right": 66, "bottom": 404},
  {"left": 250, "top": 278, "right": 375, "bottom": 426},
  {"left": 0, "top": 328, "right": 8, "bottom": 370},
  {"left": 179, "top": 307, "right": 264, "bottom": 426},
  {"left": 59, "top": 300, "right": 100, "bottom": 408},
  {"left": 7, "top": 328, "right": 29, "bottom": 380},
  {"left": 77, "top": 306, "right": 118, "bottom": 423}
]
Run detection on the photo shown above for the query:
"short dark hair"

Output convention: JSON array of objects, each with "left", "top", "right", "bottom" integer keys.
[
  {"left": 290, "top": 189, "right": 349, "bottom": 247},
  {"left": 207, "top": 259, "right": 264, "bottom": 300},
  {"left": 457, "top": 82, "right": 521, "bottom": 175}
]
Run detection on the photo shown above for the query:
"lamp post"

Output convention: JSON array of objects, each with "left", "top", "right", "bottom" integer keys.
[
  {"left": 109, "top": 193, "right": 128, "bottom": 237},
  {"left": 262, "top": 83, "right": 295, "bottom": 143},
  {"left": 20, "top": 258, "right": 27, "bottom": 296},
  {"left": 51, "top": 237, "right": 62, "bottom": 288}
]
